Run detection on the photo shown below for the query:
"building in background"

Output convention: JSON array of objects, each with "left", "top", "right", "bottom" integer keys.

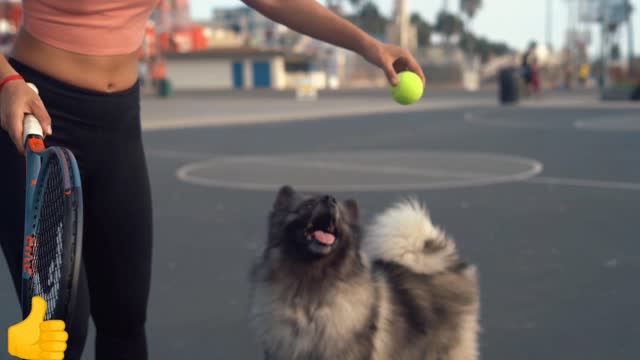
[
  {"left": 150, "top": 0, "right": 208, "bottom": 54},
  {"left": 164, "top": 47, "right": 316, "bottom": 91},
  {"left": 210, "top": 5, "right": 339, "bottom": 91},
  {"left": 212, "top": 6, "right": 289, "bottom": 48}
]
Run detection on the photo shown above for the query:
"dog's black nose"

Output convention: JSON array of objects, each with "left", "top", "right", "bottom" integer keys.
[{"left": 322, "top": 195, "right": 337, "bottom": 206}]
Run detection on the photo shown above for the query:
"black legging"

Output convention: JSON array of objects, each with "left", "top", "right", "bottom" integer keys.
[{"left": 0, "top": 59, "right": 153, "bottom": 360}]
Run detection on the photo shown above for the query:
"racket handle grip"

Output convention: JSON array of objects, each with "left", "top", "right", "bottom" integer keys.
[
  {"left": 22, "top": 83, "right": 44, "bottom": 143},
  {"left": 23, "top": 114, "right": 43, "bottom": 140}
]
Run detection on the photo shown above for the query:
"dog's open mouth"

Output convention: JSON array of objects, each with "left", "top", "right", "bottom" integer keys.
[{"left": 304, "top": 214, "right": 337, "bottom": 255}]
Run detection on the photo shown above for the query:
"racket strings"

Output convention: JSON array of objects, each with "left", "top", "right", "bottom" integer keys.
[
  {"left": 31, "top": 157, "right": 67, "bottom": 320},
  {"left": 60, "top": 150, "right": 81, "bottom": 297}
]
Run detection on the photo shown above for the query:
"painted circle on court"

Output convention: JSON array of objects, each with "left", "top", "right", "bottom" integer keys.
[
  {"left": 574, "top": 116, "right": 640, "bottom": 132},
  {"left": 176, "top": 151, "right": 543, "bottom": 192}
]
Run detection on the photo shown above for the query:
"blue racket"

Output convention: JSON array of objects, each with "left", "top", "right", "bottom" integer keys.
[{"left": 20, "top": 83, "right": 84, "bottom": 328}]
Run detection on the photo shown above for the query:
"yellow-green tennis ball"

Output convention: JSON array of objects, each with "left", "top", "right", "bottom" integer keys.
[{"left": 390, "top": 71, "right": 424, "bottom": 105}]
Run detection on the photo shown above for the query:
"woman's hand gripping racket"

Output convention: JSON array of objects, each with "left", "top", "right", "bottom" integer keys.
[{"left": 8, "top": 83, "right": 83, "bottom": 359}]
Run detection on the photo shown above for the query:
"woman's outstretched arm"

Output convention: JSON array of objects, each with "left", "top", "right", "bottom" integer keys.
[{"left": 242, "top": 0, "right": 426, "bottom": 86}]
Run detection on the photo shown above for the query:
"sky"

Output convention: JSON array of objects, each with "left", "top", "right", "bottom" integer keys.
[{"left": 189, "top": 0, "right": 640, "bottom": 55}]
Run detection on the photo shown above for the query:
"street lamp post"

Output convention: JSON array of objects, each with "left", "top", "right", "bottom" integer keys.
[
  {"left": 600, "top": 0, "right": 608, "bottom": 88},
  {"left": 626, "top": 0, "right": 635, "bottom": 74},
  {"left": 547, "top": 0, "right": 553, "bottom": 48}
]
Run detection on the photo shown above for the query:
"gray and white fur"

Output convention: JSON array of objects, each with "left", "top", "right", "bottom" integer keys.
[{"left": 249, "top": 186, "right": 480, "bottom": 360}]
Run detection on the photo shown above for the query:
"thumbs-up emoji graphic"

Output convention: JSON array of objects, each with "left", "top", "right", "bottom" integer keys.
[{"left": 8, "top": 296, "right": 68, "bottom": 359}]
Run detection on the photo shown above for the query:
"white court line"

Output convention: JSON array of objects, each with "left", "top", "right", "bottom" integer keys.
[
  {"left": 526, "top": 177, "right": 640, "bottom": 191},
  {"left": 466, "top": 111, "right": 640, "bottom": 132},
  {"left": 175, "top": 152, "right": 543, "bottom": 192},
  {"left": 519, "top": 99, "right": 640, "bottom": 109},
  {"left": 148, "top": 149, "right": 640, "bottom": 192},
  {"left": 574, "top": 118, "right": 640, "bottom": 132},
  {"left": 146, "top": 148, "right": 214, "bottom": 160},
  {"left": 211, "top": 156, "right": 527, "bottom": 179}
]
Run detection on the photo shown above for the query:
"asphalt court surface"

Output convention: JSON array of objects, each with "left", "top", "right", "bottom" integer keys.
[{"left": 1, "top": 92, "right": 640, "bottom": 359}]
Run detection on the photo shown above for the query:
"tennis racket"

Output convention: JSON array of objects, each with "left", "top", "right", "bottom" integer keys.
[{"left": 20, "top": 83, "right": 84, "bottom": 332}]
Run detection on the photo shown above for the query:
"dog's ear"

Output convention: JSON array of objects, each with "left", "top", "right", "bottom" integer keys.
[
  {"left": 273, "top": 185, "right": 297, "bottom": 211},
  {"left": 342, "top": 199, "right": 359, "bottom": 223}
]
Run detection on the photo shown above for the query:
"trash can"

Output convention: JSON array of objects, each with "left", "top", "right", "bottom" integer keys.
[
  {"left": 632, "top": 84, "right": 640, "bottom": 101},
  {"left": 157, "top": 78, "right": 172, "bottom": 98},
  {"left": 498, "top": 67, "right": 519, "bottom": 105}
]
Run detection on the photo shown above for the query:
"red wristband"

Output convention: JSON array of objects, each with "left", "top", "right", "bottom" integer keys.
[{"left": 0, "top": 74, "right": 24, "bottom": 92}]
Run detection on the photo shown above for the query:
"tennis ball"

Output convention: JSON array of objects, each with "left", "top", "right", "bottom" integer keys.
[{"left": 390, "top": 71, "right": 424, "bottom": 105}]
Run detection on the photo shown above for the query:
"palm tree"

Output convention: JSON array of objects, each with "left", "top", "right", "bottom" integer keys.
[
  {"left": 350, "top": 2, "right": 388, "bottom": 35},
  {"left": 435, "top": 11, "right": 464, "bottom": 43},
  {"left": 460, "top": 0, "right": 482, "bottom": 20},
  {"left": 411, "top": 13, "right": 433, "bottom": 47},
  {"left": 459, "top": 0, "right": 482, "bottom": 54},
  {"left": 326, "top": 0, "right": 363, "bottom": 12}
]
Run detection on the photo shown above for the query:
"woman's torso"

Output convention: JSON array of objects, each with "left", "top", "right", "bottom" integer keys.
[{"left": 11, "top": 0, "right": 158, "bottom": 93}]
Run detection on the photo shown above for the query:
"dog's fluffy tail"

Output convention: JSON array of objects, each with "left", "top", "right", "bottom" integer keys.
[{"left": 363, "top": 198, "right": 460, "bottom": 275}]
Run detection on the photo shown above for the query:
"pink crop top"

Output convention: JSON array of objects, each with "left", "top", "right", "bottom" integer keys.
[{"left": 22, "top": 0, "right": 159, "bottom": 56}]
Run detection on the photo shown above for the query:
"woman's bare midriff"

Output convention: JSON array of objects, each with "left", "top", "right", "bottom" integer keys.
[{"left": 11, "top": 30, "right": 139, "bottom": 93}]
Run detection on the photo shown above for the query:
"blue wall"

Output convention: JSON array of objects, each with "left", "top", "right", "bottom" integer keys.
[
  {"left": 232, "top": 61, "right": 244, "bottom": 89},
  {"left": 252, "top": 62, "right": 271, "bottom": 88}
]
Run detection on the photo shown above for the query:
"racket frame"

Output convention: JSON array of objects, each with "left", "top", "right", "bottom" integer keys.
[{"left": 20, "top": 119, "right": 84, "bottom": 323}]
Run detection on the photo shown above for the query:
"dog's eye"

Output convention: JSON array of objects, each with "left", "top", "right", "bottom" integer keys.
[{"left": 285, "top": 213, "right": 299, "bottom": 223}]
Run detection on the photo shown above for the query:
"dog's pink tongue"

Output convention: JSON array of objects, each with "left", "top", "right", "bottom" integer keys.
[{"left": 313, "top": 230, "right": 335, "bottom": 245}]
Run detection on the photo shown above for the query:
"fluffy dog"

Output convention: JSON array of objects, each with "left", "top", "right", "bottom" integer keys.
[{"left": 249, "top": 185, "right": 480, "bottom": 360}]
